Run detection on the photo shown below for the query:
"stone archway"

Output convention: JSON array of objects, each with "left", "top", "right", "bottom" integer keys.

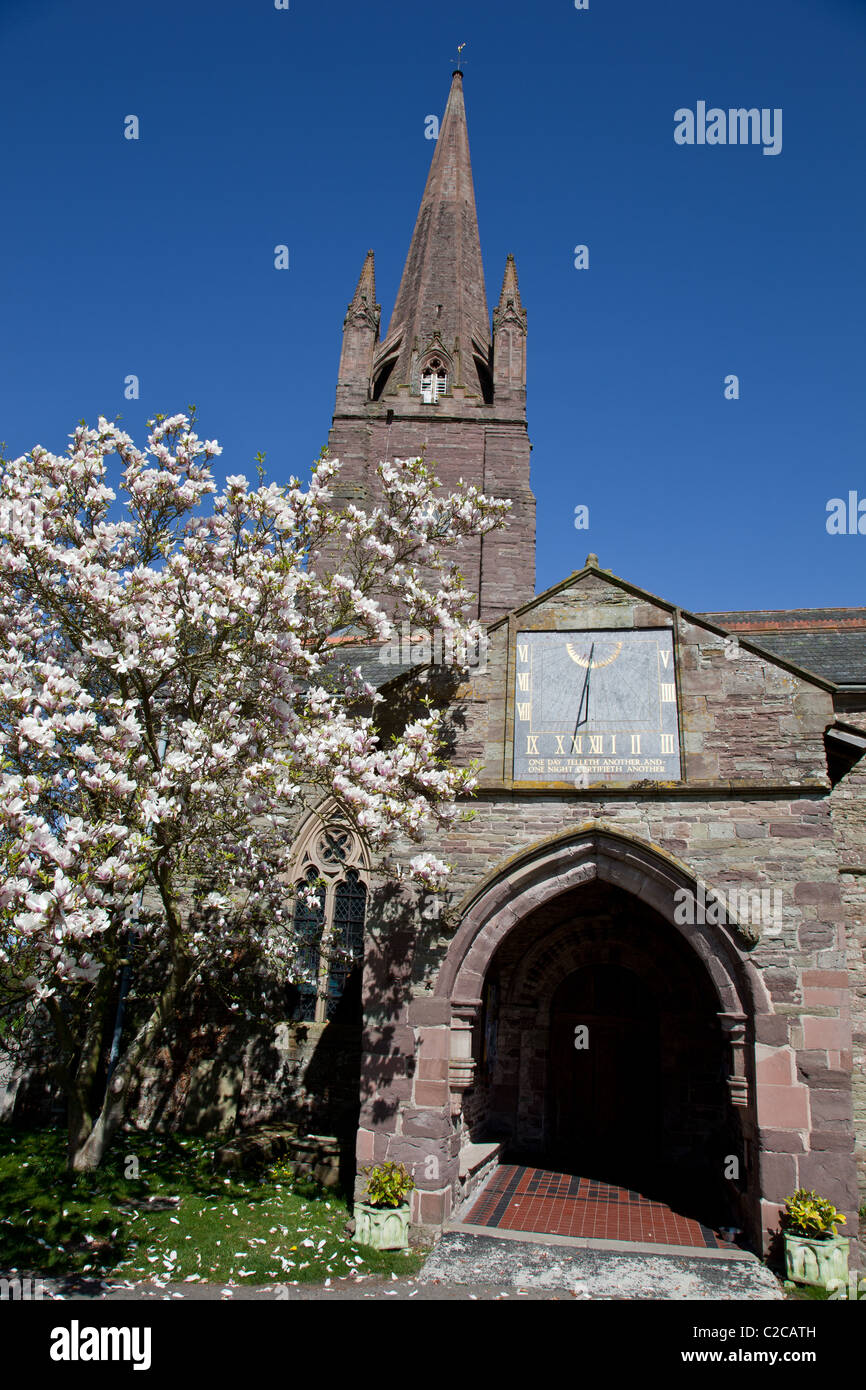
[{"left": 432, "top": 824, "right": 772, "bottom": 1245}]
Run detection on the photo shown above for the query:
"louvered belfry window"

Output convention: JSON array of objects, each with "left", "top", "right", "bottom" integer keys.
[{"left": 420, "top": 358, "right": 447, "bottom": 402}]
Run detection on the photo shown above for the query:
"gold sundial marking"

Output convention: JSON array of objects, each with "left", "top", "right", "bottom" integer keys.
[{"left": 565, "top": 640, "right": 623, "bottom": 670}]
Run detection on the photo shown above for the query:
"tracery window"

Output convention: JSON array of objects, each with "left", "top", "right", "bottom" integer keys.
[
  {"left": 420, "top": 358, "right": 448, "bottom": 402},
  {"left": 288, "top": 820, "right": 367, "bottom": 1024}
]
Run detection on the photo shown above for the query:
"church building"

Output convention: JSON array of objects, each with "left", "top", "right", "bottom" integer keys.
[{"left": 299, "top": 69, "right": 865, "bottom": 1260}]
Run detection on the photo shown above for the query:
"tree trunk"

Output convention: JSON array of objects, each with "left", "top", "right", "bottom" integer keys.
[
  {"left": 66, "top": 918, "right": 191, "bottom": 1172},
  {"left": 69, "top": 1070, "right": 130, "bottom": 1171},
  {"left": 66, "top": 1088, "right": 94, "bottom": 1165}
]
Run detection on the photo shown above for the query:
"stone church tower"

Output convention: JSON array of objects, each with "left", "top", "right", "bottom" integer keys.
[{"left": 326, "top": 70, "right": 535, "bottom": 622}]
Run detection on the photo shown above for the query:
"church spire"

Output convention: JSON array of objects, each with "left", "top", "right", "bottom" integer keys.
[
  {"left": 326, "top": 69, "right": 535, "bottom": 621},
  {"left": 379, "top": 70, "right": 491, "bottom": 400}
]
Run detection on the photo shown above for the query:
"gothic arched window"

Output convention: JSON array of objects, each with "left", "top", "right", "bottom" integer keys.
[
  {"left": 420, "top": 358, "right": 447, "bottom": 403},
  {"left": 289, "top": 866, "right": 326, "bottom": 1021},
  {"left": 327, "top": 869, "right": 366, "bottom": 1020},
  {"left": 288, "top": 821, "right": 367, "bottom": 1024}
]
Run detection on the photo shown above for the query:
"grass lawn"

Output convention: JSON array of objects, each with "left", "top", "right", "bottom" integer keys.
[{"left": 0, "top": 1127, "right": 427, "bottom": 1288}]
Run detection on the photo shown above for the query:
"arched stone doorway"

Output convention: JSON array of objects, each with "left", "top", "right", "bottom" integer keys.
[
  {"left": 434, "top": 825, "right": 769, "bottom": 1245},
  {"left": 465, "top": 880, "right": 737, "bottom": 1227}
]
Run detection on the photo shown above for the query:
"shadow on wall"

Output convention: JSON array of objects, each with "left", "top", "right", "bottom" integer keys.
[
  {"left": 126, "top": 1005, "right": 362, "bottom": 1192},
  {"left": 356, "top": 881, "right": 428, "bottom": 1139}
]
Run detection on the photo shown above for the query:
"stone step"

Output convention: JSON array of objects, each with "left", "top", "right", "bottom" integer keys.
[
  {"left": 214, "top": 1124, "right": 343, "bottom": 1188},
  {"left": 420, "top": 1230, "right": 785, "bottom": 1299},
  {"left": 458, "top": 1142, "right": 502, "bottom": 1202},
  {"left": 459, "top": 1141, "right": 502, "bottom": 1180},
  {"left": 214, "top": 1123, "right": 299, "bottom": 1171}
]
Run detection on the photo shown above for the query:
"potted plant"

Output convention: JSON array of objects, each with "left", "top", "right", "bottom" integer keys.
[
  {"left": 781, "top": 1188, "right": 848, "bottom": 1289},
  {"left": 353, "top": 1161, "right": 416, "bottom": 1251}
]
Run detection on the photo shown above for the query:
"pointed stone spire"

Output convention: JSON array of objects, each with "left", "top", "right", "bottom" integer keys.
[
  {"left": 494, "top": 253, "right": 524, "bottom": 321},
  {"left": 325, "top": 72, "right": 536, "bottom": 620},
  {"left": 380, "top": 71, "right": 491, "bottom": 399},
  {"left": 492, "top": 253, "right": 527, "bottom": 398},
  {"left": 348, "top": 249, "right": 377, "bottom": 316},
  {"left": 335, "top": 250, "right": 380, "bottom": 411}
]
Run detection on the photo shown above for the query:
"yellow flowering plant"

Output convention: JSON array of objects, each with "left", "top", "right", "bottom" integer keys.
[
  {"left": 782, "top": 1189, "right": 847, "bottom": 1239},
  {"left": 360, "top": 1161, "right": 415, "bottom": 1209}
]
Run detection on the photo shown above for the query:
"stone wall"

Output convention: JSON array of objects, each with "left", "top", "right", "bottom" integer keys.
[
  {"left": 326, "top": 409, "right": 535, "bottom": 622},
  {"left": 829, "top": 708, "right": 866, "bottom": 1201},
  {"left": 132, "top": 1019, "right": 361, "bottom": 1158}
]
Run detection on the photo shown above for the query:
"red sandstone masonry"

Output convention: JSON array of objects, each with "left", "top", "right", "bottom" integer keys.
[{"left": 802, "top": 970, "right": 850, "bottom": 987}]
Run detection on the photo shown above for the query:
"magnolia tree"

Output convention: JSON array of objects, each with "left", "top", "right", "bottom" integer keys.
[{"left": 0, "top": 413, "right": 508, "bottom": 1170}]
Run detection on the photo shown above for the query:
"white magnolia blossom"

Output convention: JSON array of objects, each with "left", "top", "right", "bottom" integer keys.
[{"left": 0, "top": 414, "right": 509, "bottom": 1006}]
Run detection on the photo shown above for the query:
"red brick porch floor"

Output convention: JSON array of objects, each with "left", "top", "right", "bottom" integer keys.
[{"left": 461, "top": 1165, "right": 736, "bottom": 1251}]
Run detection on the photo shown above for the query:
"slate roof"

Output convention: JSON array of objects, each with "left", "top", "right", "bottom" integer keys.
[
  {"left": 324, "top": 637, "right": 412, "bottom": 691},
  {"left": 324, "top": 607, "right": 866, "bottom": 694},
  {"left": 699, "top": 609, "right": 866, "bottom": 686}
]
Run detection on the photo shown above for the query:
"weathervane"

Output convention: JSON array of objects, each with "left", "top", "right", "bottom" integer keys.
[{"left": 453, "top": 42, "right": 467, "bottom": 71}]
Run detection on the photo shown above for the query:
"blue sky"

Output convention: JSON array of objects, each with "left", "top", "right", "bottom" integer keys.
[{"left": 1, "top": 0, "right": 864, "bottom": 612}]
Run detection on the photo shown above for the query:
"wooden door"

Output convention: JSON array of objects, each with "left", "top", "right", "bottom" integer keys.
[{"left": 550, "top": 964, "right": 659, "bottom": 1178}]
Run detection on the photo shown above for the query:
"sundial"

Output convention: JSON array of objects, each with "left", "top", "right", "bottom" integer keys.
[{"left": 512, "top": 629, "right": 682, "bottom": 783}]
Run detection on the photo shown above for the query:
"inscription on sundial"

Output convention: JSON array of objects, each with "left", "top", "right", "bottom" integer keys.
[{"left": 512, "top": 629, "right": 682, "bottom": 784}]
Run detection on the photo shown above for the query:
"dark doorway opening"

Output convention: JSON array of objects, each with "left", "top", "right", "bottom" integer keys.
[
  {"left": 549, "top": 963, "right": 659, "bottom": 1184},
  {"left": 464, "top": 881, "right": 743, "bottom": 1237}
]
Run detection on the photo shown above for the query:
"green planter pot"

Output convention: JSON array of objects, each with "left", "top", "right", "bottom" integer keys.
[
  {"left": 353, "top": 1201, "right": 411, "bottom": 1251},
  {"left": 784, "top": 1231, "right": 849, "bottom": 1288}
]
